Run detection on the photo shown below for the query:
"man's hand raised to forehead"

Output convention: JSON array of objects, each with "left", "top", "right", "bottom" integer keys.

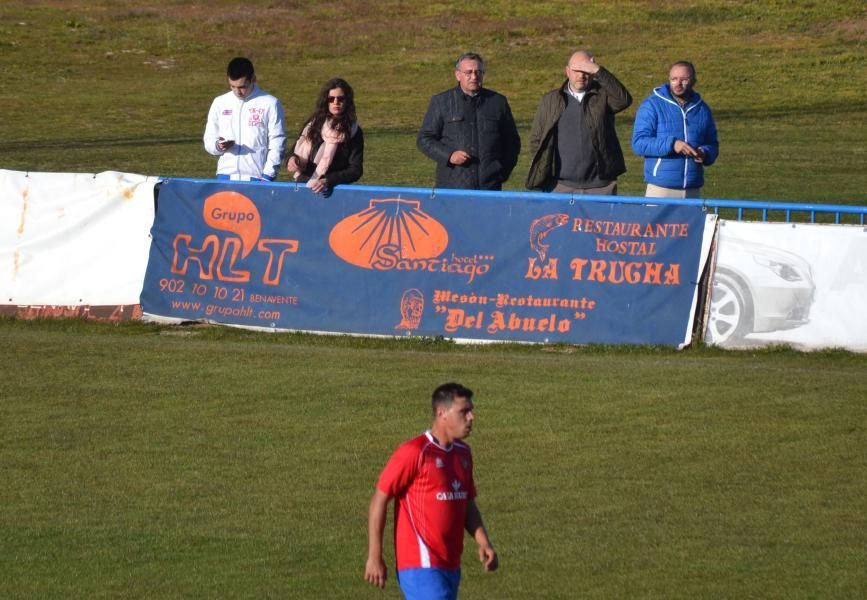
[{"left": 569, "top": 56, "right": 600, "bottom": 75}]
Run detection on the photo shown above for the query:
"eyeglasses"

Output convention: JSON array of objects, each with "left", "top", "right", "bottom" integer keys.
[
  {"left": 328, "top": 96, "right": 346, "bottom": 104},
  {"left": 459, "top": 70, "right": 483, "bottom": 77}
]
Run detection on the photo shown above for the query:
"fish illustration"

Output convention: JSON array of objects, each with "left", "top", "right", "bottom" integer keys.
[{"left": 529, "top": 213, "right": 569, "bottom": 261}]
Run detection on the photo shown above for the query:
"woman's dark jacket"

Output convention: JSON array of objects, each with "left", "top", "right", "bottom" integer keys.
[{"left": 295, "top": 126, "right": 364, "bottom": 188}]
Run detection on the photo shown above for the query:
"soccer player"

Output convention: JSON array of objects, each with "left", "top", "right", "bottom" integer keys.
[{"left": 365, "top": 383, "right": 498, "bottom": 599}]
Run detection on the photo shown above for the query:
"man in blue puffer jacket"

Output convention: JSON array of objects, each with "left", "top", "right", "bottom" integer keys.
[{"left": 631, "top": 61, "right": 719, "bottom": 198}]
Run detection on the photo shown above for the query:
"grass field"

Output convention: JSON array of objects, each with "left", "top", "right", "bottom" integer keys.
[
  {"left": 2, "top": 1, "right": 867, "bottom": 598},
  {"left": 2, "top": 319, "right": 866, "bottom": 598},
  {"left": 1, "top": 1, "right": 865, "bottom": 202}
]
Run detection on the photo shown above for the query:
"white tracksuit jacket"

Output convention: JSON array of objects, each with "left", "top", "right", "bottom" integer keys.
[{"left": 203, "top": 85, "right": 286, "bottom": 181}]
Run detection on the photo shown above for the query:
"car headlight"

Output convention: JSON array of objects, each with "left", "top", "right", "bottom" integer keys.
[{"left": 752, "top": 256, "right": 805, "bottom": 282}]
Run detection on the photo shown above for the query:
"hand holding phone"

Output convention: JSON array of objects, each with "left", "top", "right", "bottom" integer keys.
[{"left": 217, "top": 138, "right": 235, "bottom": 151}]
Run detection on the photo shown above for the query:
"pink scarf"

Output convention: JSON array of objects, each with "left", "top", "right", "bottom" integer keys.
[{"left": 292, "top": 119, "right": 357, "bottom": 186}]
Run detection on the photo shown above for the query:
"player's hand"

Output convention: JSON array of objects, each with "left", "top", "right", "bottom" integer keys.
[
  {"left": 364, "top": 557, "right": 388, "bottom": 588},
  {"left": 449, "top": 150, "right": 472, "bottom": 166},
  {"left": 479, "top": 543, "right": 498, "bottom": 572},
  {"left": 217, "top": 137, "right": 235, "bottom": 152}
]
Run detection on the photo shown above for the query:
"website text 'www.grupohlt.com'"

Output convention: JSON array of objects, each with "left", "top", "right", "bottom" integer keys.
[{"left": 161, "top": 277, "right": 295, "bottom": 323}]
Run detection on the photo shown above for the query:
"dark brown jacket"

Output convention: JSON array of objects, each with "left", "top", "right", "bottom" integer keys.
[{"left": 526, "top": 68, "right": 631, "bottom": 191}]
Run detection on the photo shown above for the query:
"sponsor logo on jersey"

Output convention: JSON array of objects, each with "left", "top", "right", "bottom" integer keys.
[
  {"left": 248, "top": 107, "right": 265, "bottom": 127},
  {"left": 435, "top": 479, "right": 468, "bottom": 501}
]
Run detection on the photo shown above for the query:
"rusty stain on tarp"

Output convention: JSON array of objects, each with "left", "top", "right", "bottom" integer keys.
[{"left": 17, "top": 186, "right": 29, "bottom": 235}]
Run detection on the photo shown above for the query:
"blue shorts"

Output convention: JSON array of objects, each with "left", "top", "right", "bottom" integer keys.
[{"left": 397, "top": 568, "right": 461, "bottom": 600}]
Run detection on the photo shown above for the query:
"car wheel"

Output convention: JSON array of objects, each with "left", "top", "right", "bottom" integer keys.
[{"left": 704, "top": 270, "right": 753, "bottom": 346}]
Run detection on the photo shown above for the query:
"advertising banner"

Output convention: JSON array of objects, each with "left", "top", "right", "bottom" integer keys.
[
  {"left": 142, "top": 180, "right": 713, "bottom": 346},
  {"left": 0, "top": 169, "right": 156, "bottom": 316},
  {"left": 704, "top": 220, "right": 867, "bottom": 351}
]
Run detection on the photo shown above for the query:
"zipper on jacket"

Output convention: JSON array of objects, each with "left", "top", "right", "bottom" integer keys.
[{"left": 679, "top": 107, "right": 687, "bottom": 188}]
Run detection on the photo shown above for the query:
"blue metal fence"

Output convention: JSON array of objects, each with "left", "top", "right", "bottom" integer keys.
[
  {"left": 343, "top": 185, "right": 867, "bottom": 225},
  {"left": 172, "top": 180, "right": 867, "bottom": 225}
]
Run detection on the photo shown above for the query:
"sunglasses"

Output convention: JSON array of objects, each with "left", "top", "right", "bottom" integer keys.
[{"left": 327, "top": 96, "right": 346, "bottom": 104}]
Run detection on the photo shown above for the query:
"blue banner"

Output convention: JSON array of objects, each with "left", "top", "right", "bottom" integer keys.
[{"left": 141, "top": 180, "right": 709, "bottom": 346}]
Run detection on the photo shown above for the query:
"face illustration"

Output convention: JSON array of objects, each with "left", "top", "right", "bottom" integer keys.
[
  {"left": 327, "top": 87, "right": 347, "bottom": 116},
  {"left": 404, "top": 296, "right": 423, "bottom": 320},
  {"left": 229, "top": 75, "right": 255, "bottom": 99},
  {"left": 668, "top": 64, "right": 695, "bottom": 100},
  {"left": 440, "top": 395, "right": 475, "bottom": 441},
  {"left": 455, "top": 58, "right": 484, "bottom": 95},
  {"left": 396, "top": 289, "right": 424, "bottom": 330}
]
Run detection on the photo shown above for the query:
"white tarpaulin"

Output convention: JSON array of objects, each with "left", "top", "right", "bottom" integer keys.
[
  {"left": 0, "top": 169, "right": 157, "bottom": 306},
  {"left": 704, "top": 219, "right": 867, "bottom": 351}
]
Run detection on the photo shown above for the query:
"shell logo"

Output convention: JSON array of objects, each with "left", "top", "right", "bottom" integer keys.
[
  {"left": 329, "top": 199, "right": 449, "bottom": 269},
  {"left": 203, "top": 191, "right": 261, "bottom": 257}
]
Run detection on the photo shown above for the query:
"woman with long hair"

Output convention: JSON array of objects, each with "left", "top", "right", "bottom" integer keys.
[{"left": 287, "top": 78, "right": 363, "bottom": 194}]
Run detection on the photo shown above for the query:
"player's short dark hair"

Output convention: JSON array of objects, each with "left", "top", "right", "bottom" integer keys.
[
  {"left": 227, "top": 57, "right": 255, "bottom": 80},
  {"left": 431, "top": 382, "right": 473, "bottom": 415}
]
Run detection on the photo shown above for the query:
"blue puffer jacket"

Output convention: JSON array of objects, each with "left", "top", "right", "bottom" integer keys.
[{"left": 631, "top": 85, "right": 718, "bottom": 190}]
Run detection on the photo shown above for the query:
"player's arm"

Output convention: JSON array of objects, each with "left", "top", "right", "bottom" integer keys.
[
  {"left": 466, "top": 499, "right": 498, "bottom": 572},
  {"left": 365, "top": 489, "right": 390, "bottom": 588}
]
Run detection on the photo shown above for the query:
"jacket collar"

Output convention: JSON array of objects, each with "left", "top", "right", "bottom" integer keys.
[
  {"left": 560, "top": 78, "right": 600, "bottom": 98},
  {"left": 454, "top": 84, "right": 488, "bottom": 101},
  {"left": 230, "top": 84, "right": 263, "bottom": 104},
  {"left": 653, "top": 84, "right": 703, "bottom": 111}
]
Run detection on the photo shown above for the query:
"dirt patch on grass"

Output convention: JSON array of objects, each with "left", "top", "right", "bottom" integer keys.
[{"left": 826, "top": 17, "right": 867, "bottom": 41}]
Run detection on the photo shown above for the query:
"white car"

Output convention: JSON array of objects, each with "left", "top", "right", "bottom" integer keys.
[{"left": 704, "top": 236, "right": 815, "bottom": 346}]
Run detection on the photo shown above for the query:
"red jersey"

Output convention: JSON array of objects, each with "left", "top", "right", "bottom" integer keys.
[{"left": 377, "top": 431, "right": 477, "bottom": 571}]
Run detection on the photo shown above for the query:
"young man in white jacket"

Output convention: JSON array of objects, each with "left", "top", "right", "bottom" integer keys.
[{"left": 203, "top": 57, "right": 286, "bottom": 181}]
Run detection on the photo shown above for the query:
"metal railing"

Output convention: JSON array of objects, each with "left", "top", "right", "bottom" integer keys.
[
  {"left": 174, "top": 179, "right": 867, "bottom": 225},
  {"left": 345, "top": 184, "right": 867, "bottom": 225}
]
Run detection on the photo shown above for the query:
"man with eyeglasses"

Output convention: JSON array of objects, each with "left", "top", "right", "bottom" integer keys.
[
  {"left": 631, "top": 61, "right": 719, "bottom": 198},
  {"left": 526, "top": 50, "right": 632, "bottom": 195},
  {"left": 203, "top": 57, "right": 286, "bottom": 182},
  {"left": 417, "top": 52, "right": 521, "bottom": 191}
]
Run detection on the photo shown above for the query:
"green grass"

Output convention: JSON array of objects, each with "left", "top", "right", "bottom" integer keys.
[
  {"left": 1, "top": 1, "right": 865, "bottom": 202},
  {"left": 2, "top": 2, "right": 867, "bottom": 597},
  {"left": 1, "top": 319, "right": 866, "bottom": 598}
]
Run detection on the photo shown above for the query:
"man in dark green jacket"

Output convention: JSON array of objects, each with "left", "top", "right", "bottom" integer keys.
[{"left": 526, "top": 51, "right": 631, "bottom": 194}]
